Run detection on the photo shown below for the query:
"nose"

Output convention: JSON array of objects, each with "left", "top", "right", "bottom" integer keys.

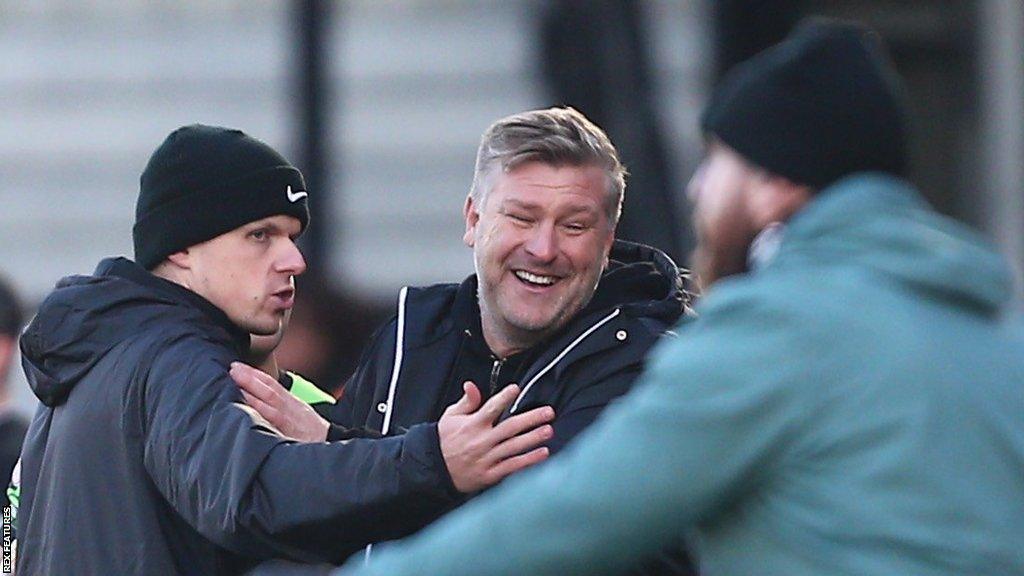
[
  {"left": 524, "top": 222, "right": 558, "bottom": 262},
  {"left": 277, "top": 239, "right": 307, "bottom": 276}
]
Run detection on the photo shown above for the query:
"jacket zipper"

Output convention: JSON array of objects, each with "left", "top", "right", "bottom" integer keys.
[{"left": 489, "top": 357, "right": 506, "bottom": 395}]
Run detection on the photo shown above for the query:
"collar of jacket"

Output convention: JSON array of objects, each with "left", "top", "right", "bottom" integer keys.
[{"left": 99, "top": 257, "right": 251, "bottom": 354}]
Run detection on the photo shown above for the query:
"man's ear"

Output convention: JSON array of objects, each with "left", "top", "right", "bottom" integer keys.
[
  {"left": 463, "top": 195, "right": 480, "bottom": 248},
  {"left": 748, "top": 173, "right": 812, "bottom": 227},
  {"left": 150, "top": 248, "right": 195, "bottom": 287},
  {"left": 165, "top": 249, "right": 191, "bottom": 269},
  {"left": 602, "top": 225, "right": 616, "bottom": 270}
]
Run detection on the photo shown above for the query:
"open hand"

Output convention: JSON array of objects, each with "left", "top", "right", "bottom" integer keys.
[
  {"left": 438, "top": 381, "right": 554, "bottom": 493},
  {"left": 230, "top": 362, "right": 330, "bottom": 442}
]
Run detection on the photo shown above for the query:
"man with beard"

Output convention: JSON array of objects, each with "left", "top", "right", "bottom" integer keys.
[
  {"left": 309, "top": 18, "right": 1024, "bottom": 576},
  {"left": 232, "top": 107, "right": 694, "bottom": 573}
]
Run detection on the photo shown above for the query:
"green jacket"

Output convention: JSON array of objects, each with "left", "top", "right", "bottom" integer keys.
[{"left": 340, "top": 174, "right": 1024, "bottom": 576}]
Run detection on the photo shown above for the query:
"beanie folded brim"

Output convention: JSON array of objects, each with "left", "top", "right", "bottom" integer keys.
[{"left": 133, "top": 165, "right": 309, "bottom": 269}]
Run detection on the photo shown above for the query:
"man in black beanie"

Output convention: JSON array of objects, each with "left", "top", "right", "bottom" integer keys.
[
  {"left": 691, "top": 16, "right": 909, "bottom": 287},
  {"left": 308, "top": 19, "right": 1024, "bottom": 576},
  {"left": 14, "top": 124, "right": 554, "bottom": 575}
]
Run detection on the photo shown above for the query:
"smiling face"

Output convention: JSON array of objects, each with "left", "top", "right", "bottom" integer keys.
[
  {"left": 178, "top": 215, "right": 306, "bottom": 336},
  {"left": 465, "top": 161, "right": 615, "bottom": 356}
]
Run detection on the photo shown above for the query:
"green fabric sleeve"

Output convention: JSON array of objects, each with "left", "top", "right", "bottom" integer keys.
[{"left": 286, "top": 371, "right": 336, "bottom": 405}]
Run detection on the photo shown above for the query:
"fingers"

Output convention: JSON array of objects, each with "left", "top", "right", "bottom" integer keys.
[
  {"left": 239, "top": 375, "right": 276, "bottom": 403},
  {"left": 488, "top": 447, "right": 549, "bottom": 483},
  {"left": 489, "top": 424, "right": 553, "bottom": 463},
  {"left": 444, "top": 381, "right": 482, "bottom": 416},
  {"left": 477, "top": 384, "right": 521, "bottom": 423},
  {"left": 492, "top": 405, "right": 555, "bottom": 441},
  {"left": 230, "top": 361, "right": 261, "bottom": 379},
  {"left": 240, "top": 389, "right": 277, "bottom": 421},
  {"left": 239, "top": 390, "right": 291, "bottom": 437},
  {"left": 439, "top": 382, "right": 555, "bottom": 492},
  {"left": 229, "top": 362, "right": 281, "bottom": 401}
]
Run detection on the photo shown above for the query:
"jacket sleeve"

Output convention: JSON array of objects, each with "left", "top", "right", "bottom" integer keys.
[
  {"left": 336, "top": 290, "right": 812, "bottom": 576},
  {"left": 141, "top": 337, "right": 461, "bottom": 564}
]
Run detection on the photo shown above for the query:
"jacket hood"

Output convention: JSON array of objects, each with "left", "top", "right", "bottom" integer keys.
[
  {"left": 584, "top": 239, "right": 694, "bottom": 322},
  {"left": 778, "top": 173, "right": 1014, "bottom": 315},
  {"left": 20, "top": 257, "right": 248, "bottom": 407}
]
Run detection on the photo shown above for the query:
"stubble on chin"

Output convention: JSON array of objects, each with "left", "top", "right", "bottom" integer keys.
[{"left": 690, "top": 241, "right": 751, "bottom": 293}]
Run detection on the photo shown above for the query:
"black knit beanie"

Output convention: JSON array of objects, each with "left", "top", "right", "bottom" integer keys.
[
  {"left": 133, "top": 124, "right": 310, "bottom": 269},
  {"left": 701, "top": 18, "right": 909, "bottom": 189}
]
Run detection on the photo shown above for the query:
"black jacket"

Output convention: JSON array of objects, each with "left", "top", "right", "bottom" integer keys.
[
  {"left": 326, "top": 241, "right": 697, "bottom": 574},
  {"left": 16, "top": 258, "right": 460, "bottom": 575},
  {"left": 331, "top": 241, "right": 689, "bottom": 450}
]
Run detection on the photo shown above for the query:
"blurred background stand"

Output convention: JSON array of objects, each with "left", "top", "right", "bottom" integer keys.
[
  {"left": 1, "top": 0, "right": 1021, "bottom": 415},
  {"left": 540, "top": 0, "right": 688, "bottom": 263}
]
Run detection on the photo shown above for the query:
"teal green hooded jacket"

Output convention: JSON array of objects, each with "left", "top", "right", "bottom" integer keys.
[{"left": 340, "top": 174, "right": 1024, "bottom": 576}]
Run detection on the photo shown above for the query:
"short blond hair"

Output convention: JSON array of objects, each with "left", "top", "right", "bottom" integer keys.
[{"left": 469, "top": 107, "right": 626, "bottom": 223}]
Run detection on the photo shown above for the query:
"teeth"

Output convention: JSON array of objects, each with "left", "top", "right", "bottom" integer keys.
[{"left": 515, "top": 270, "right": 557, "bottom": 286}]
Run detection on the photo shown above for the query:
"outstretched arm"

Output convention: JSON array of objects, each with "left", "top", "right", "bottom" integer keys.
[
  {"left": 334, "top": 294, "right": 806, "bottom": 576},
  {"left": 142, "top": 343, "right": 462, "bottom": 563},
  {"left": 230, "top": 363, "right": 554, "bottom": 494}
]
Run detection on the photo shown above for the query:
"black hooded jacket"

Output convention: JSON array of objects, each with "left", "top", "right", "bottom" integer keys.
[
  {"left": 326, "top": 241, "right": 696, "bottom": 574},
  {"left": 330, "top": 240, "right": 691, "bottom": 454},
  {"left": 16, "top": 258, "right": 459, "bottom": 575}
]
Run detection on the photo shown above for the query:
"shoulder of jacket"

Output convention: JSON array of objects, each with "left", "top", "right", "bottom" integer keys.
[
  {"left": 141, "top": 325, "right": 235, "bottom": 377},
  {"left": 574, "top": 305, "right": 673, "bottom": 345},
  {"left": 530, "top": 308, "right": 662, "bottom": 377},
  {"left": 398, "top": 283, "right": 465, "bottom": 347},
  {"left": 403, "top": 283, "right": 460, "bottom": 315}
]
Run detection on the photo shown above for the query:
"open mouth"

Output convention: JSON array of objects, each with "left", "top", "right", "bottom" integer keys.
[
  {"left": 272, "top": 287, "right": 296, "bottom": 308},
  {"left": 514, "top": 270, "right": 560, "bottom": 287}
]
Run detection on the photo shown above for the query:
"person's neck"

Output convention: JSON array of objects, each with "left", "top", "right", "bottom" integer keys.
[
  {"left": 246, "top": 353, "right": 280, "bottom": 380},
  {"left": 480, "top": 317, "right": 543, "bottom": 360},
  {"left": 258, "top": 352, "right": 282, "bottom": 379}
]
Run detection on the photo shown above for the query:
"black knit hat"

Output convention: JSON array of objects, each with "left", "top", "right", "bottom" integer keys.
[
  {"left": 133, "top": 124, "right": 310, "bottom": 269},
  {"left": 701, "top": 18, "right": 909, "bottom": 189}
]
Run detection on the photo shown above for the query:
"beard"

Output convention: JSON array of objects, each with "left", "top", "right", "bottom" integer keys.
[{"left": 689, "top": 233, "right": 755, "bottom": 292}]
